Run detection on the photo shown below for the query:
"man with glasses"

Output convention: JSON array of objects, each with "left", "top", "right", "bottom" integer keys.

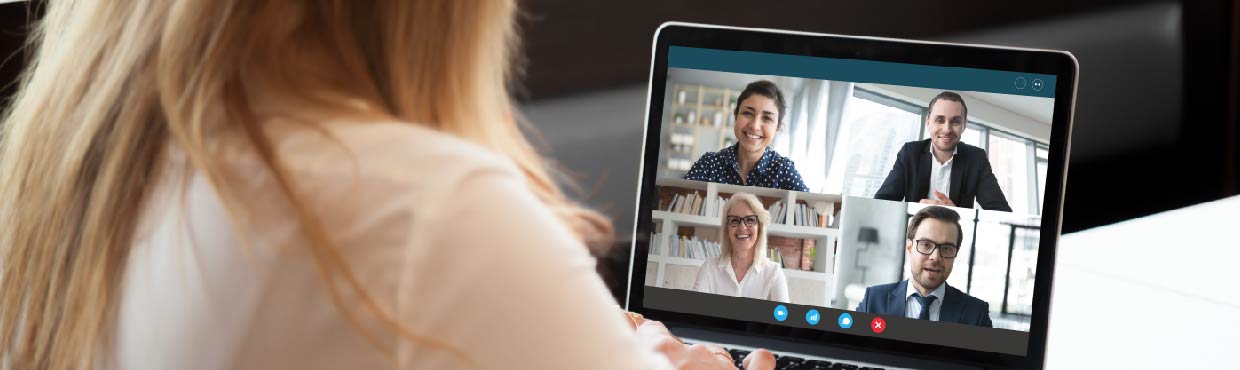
[{"left": 854, "top": 206, "right": 993, "bottom": 327}]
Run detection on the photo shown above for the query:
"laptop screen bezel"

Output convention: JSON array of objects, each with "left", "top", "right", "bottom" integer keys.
[{"left": 627, "top": 22, "right": 1077, "bottom": 370}]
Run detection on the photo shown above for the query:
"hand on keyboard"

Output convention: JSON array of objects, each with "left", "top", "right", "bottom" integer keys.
[{"left": 635, "top": 319, "right": 776, "bottom": 370}]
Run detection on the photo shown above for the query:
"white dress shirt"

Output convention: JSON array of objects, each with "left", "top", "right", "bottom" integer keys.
[
  {"left": 926, "top": 145, "right": 958, "bottom": 202},
  {"left": 108, "top": 119, "right": 676, "bottom": 370},
  {"left": 692, "top": 254, "right": 790, "bottom": 302},
  {"left": 904, "top": 280, "right": 947, "bottom": 321}
]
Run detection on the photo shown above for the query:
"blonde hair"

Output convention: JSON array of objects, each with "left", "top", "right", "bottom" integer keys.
[
  {"left": 0, "top": 1, "right": 611, "bottom": 369},
  {"left": 718, "top": 193, "right": 771, "bottom": 261}
]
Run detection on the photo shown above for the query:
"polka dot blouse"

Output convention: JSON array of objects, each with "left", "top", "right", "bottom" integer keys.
[{"left": 683, "top": 145, "right": 809, "bottom": 192}]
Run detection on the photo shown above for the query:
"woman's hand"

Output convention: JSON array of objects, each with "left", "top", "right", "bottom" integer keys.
[{"left": 634, "top": 318, "right": 776, "bottom": 370}]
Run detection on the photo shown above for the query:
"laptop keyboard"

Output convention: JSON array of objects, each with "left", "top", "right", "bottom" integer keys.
[{"left": 724, "top": 347, "right": 885, "bottom": 370}]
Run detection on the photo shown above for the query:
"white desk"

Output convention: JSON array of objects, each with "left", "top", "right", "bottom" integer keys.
[{"left": 1045, "top": 195, "right": 1240, "bottom": 369}]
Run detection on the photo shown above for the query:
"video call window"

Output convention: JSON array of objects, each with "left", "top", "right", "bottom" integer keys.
[
  {"left": 651, "top": 66, "right": 1053, "bottom": 336},
  {"left": 646, "top": 178, "right": 840, "bottom": 307},
  {"left": 915, "top": 112, "right": 1052, "bottom": 216}
]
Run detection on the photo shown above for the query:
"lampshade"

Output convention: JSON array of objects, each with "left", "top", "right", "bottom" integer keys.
[{"left": 858, "top": 226, "right": 879, "bottom": 243}]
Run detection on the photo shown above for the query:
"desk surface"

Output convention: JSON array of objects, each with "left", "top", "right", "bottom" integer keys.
[{"left": 1045, "top": 195, "right": 1240, "bottom": 369}]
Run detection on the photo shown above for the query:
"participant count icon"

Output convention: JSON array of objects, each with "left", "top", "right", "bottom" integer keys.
[{"left": 805, "top": 309, "right": 820, "bottom": 325}]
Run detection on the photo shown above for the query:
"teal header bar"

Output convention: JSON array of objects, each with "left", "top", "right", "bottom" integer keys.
[{"left": 668, "top": 46, "right": 1057, "bottom": 98}]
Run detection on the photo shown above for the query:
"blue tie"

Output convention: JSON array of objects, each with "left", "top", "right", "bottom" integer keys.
[{"left": 913, "top": 294, "right": 937, "bottom": 320}]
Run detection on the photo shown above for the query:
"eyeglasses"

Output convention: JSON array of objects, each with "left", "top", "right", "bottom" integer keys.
[
  {"left": 726, "top": 215, "right": 759, "bottom": 228},
  {"left": 913, "top": 239, "right": 959, "bottom": 258}
]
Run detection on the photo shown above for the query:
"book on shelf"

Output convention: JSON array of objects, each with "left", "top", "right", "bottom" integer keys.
[
  {"left": 691, "top": 193, "right": 703, "bottom": 216},
  {"left": 649, "top": 233, "right": 721, "bottom": 260},
  {"left": 648, "top": 232, "right": 662, "bottom": 256},
  {"left": 767, "top": 247, "right": 783, "bottom": 265},
  {"left": 709, "top": 195, "right": 723, "bottom": 218},
  {"left": 768, "top": 200, "right": 784, "bottom": 225},
  {"left": 791, "top": 203, "right": 823, "bottom": 227},
  {"left": 793, "top": 203, "right": 801, "bottom": 226},
  {"left": 675, "top": 193, "right": 691, "bottom": 214},
  {"left": 783, "top": 202, "right": 835, "bottom": 228},
  {"left": 803, "top": 203, "right": 810, "bottom": 226},
  {"left": 809, "top": 203, "right": 817, "bottom": 227}
]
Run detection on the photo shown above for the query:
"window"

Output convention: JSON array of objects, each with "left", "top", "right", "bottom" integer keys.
[
  {"left": 1035, "top": 146, "right": 1049, "bottom": 213},
  {"left": 986, "top": 132, "right": 1031, "bottom": 214},
  {"left": 1005, "top": 226, "right": 1039, "bottom": 315},
  {"left": 824, "top": 90, "right": 921, "bottom": 197},
  {"left": 959, "top": 124, "right": 984, "bottom": 150},
  {"left": 968, "top": 219, "right": 1011, "bottom": 314}
]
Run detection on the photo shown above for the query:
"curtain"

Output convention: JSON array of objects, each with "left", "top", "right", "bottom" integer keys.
[{"left": 774, "top": 80, "right": 853, "bottom": 193}]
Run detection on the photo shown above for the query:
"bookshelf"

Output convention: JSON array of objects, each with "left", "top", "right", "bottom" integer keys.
[
  {"left": 646, "top": 178, "right": 841, "bottom": 306},
  {"left": 663, "top": 83, "right": 739, "bottom": 177}
]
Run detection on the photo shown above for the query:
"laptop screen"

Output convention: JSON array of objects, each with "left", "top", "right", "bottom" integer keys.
[{"left": 637, "top": 36, "right": 1070, "bottom": 361}]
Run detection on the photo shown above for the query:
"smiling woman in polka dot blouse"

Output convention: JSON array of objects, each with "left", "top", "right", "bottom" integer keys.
[{"left": 683, "top": 80, "right": 809, "bottom": 192}]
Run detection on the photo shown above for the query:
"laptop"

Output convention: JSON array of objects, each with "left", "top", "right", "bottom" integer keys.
[{"left": 627, "top": 22, "right": 1077, "bottom": 370}]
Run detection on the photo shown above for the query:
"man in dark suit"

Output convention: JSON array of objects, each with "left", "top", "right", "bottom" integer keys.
[
  {"left": 874, "top": 91, "right": 1011, "bottom": 211},
  {"left": 855, "top": 206, "right": 993, "bottom": 327}
]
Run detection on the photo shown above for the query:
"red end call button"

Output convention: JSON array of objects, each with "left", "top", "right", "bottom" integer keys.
[{"left": 871, "top": 317, "right": 886, "bottom": 334}]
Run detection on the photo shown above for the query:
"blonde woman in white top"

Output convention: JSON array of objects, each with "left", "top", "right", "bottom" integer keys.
[
  {"left": 693, "top": 193, "right": 791, "bottom": 302},
  {"left": 0, "top": 1, "right": 775, "bottom": 370}
]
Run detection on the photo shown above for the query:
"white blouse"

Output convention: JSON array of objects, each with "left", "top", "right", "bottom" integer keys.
[
  {"left": 691, "top": 255, "right": 790, "bottom": 303},
  {"left": 107, "top": 119, "right": 676, "bottom": 370}
]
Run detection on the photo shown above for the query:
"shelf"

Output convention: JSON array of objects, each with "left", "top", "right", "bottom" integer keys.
[
  {"left": 648, "top": 254, "right": 706, "bottom": 266},
  {"left": 711, "top": 182, "right": 797, "bottom": 199},
  {"left": 655, "top": 178, "right": 711, "bottom": 190},
  {"left": 767, "top": 224, "right": 838, "bottom": 239},
  {"left": 654, "top": 211, "right": 836, "bottom": 239},
  {"left": 652, "top": 210, "right": 717, "bottom": 227},
  {"left": 647, "top": 255, "right": 831, "bottom": 281}
]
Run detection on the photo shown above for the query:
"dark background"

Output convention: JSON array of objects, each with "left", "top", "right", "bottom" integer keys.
[
  {"left": 0, "top": 2, "right": 1235, "bottom": 301},
  {"left": 514, "top": 0, "right": 1238, "bottom": 234},
  {"left": 519, "top": 0, "right": 1172, "bottom": 99}
]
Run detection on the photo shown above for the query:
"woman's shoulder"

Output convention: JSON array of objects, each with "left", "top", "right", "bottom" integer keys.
[
  {"left": 765, "top": 147, "right": 797, "bottom": 166},
  {"left": 269, "top": 119, "right": 521, "bottom": 187}
]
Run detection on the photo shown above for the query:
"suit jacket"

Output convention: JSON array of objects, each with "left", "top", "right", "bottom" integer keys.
[
  {"left": 854, "top": 280, "right": 993, "bottom": 328},
  {"left": 874, "top": 139, "right": 1012, "bottom": 211}
]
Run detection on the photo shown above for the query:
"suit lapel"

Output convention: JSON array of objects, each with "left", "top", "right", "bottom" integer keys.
[
  {"left": 915, "top": 142, "right": 932, "bottom": 202},
  {"left": 949, "top": 148, "right": 967, "bottom": 205},
  {"left": 940, "top": 283, "right": 965, "bottom": 324},
  {"left": 888, "top": 280, "right": 909, "bottom": 317}
]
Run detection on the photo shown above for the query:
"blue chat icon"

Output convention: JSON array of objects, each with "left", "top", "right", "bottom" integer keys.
[{"left": 838, "top": 313, "right": 854, "bottom": 329}]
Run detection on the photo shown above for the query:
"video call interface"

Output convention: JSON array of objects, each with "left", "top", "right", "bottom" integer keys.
[{"left": 643, "top": 46, "right": 1058, "bottom": 356}]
